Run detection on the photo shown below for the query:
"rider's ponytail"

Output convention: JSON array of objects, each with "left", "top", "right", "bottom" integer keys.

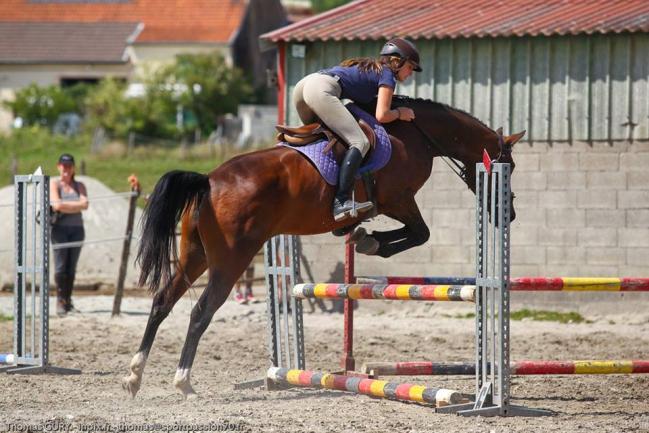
[{"left": 340, "top": 55, "right": 403, "bottom": 74}]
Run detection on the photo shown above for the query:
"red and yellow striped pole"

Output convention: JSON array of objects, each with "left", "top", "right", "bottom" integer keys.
[
  {"left": 292, "top": 283, "right": 476, "bottom": 301},
  {"left": 361, "top": 360, "right": 649, "bottom": 376},
  {"left": 267, "top": 367, "right": 465, "bottom": 407}
]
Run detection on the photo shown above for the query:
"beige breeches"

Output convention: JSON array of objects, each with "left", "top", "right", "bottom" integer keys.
[{"left": 292, "top": 73, "right": 370, "bottom": 156}]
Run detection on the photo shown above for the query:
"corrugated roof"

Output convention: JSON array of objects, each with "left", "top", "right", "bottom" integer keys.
[
  {"left": 0, "top": 22, "right": 141, "bottom": 64},
  {"left": 262, "top": 0, "right": 649, "bottom": 42},
  {"left": 0, "top": 0, "right": 247, "bottom": 43}
]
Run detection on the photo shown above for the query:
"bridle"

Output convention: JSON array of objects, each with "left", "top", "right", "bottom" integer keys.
[
  {"left": 411, "top": 120, "right": 469, "bottom": 185},
  {"left": 412, "top": 120, "right": 512, "bottom": 191}
]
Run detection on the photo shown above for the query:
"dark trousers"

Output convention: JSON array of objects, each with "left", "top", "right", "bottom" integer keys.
[{"left": 51, "top": 225, "right": 84, "bottom": 285}]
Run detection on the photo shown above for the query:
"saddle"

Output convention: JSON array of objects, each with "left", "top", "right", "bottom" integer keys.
[{"left": 276, "top": 120, "right": 376, "bottom": 157}]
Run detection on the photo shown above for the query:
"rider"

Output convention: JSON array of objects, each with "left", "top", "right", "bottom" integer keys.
[{"left": 292, "top": 38, "right": 422, "bottom": 222}]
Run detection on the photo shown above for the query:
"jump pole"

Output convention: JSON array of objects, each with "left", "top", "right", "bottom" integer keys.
[
  {"left": 361, "top": 360, "right": 649, "bottom": 376},
  {"left": 293, "top": 283, "right": 476, "bottom": 301},
  {"left": 263, "top": 235, "right": 466, "bottom": 409},
  {"left": 267, "top": 367, "right": 466, "bottom": 408},
  {"left": 357, "top": 276, "right": 649, "bottom": 291}
]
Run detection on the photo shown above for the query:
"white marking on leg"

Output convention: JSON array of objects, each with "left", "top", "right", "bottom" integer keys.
[
  {"left": 122, "top": 351, "right": 147, "bottom": 398},
  {"left": 174, "top": 368, "right": 198, "bottom": 399}
]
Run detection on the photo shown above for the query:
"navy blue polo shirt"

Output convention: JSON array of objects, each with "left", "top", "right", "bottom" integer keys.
[{"left": 322, "top": 65, "right": 396, "bottom": 104}]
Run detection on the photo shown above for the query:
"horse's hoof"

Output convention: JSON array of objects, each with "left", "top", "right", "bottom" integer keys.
[
  {"left": 174, "top": 368, "right": 198, "bottom": 400},
  {"left": 355, "top": 236, "right": 379, "bottom": 255},
  {"left": 122, "top": 374, "right": 141, "bottom": 398},
  {"left": 176, "top": 384, "right": 198, "bottom": 400},
  {"left": 184, "top": 391, "right": 199, "bottom": 401},
  {"left": 346, "top": 227, "right": 367, "bottom": 244}
]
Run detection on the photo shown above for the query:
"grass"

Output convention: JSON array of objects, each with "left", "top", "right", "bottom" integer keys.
[
  {"left": 0, "top": 313, "right": 12, "bottom": 322},
  {"left": 510, "top": 308, "right": 591, "bottom": 324},
  {"left": 443, "top": 312, "right": 476, "bottom": 319},
  {"left": 0, "top": 127, "right": 267, "bottom": 195},
  {"left": 443, "top": 309, "right": 590, "bottom": 324}
]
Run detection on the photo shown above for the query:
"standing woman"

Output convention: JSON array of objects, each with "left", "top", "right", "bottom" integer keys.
[
  {"left": 292, "top": 38, "right": 422, "bottom": 222},
  {"left": 50, "top": 153, "right": 88, "bottom": 315}
]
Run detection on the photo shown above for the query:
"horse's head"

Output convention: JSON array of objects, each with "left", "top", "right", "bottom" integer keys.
[{"left": 487, "top": 128, "right": 525, "bottom": 223}]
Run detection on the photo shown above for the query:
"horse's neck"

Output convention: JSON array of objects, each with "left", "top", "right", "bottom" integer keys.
[{"left": 418, "top": 106, "right": 495, "bottom": 162}]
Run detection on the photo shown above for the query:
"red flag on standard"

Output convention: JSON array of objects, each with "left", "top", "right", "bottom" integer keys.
[{"left": 482, "top": 149, "right": 492, "bottom": 175}]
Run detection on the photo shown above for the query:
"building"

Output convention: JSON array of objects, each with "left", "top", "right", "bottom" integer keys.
[
  {"left": 0, "top": 0, "right": 288, "bottom": 129},
  {"left": 261, "top": 0, "right": 649, "bottom": 280}
]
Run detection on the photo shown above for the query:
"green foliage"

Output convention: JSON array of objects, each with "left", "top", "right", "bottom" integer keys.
[
  {"left": 6, "top": 51, "right": 252, "bottom": 141},
  {"left": 0, "top": 124, "right": 257, "bottom": 193},
  {"left": 4, "top": 83, "right": 77, "bottom": 128},
  {"left": 0, "top": 313, "right": 12, "bottom": 322},
  {"left": 83, "top": 78, "right": 136, "bottom": 138},
  {"left": 311, "top": 0, "right": 351, "bottom": 12},
  {"left": 146, "top": 52, "right": 253, "bottom": 136}
]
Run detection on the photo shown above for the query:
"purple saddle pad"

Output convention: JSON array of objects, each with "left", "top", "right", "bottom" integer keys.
[{"left": 278, "top": 104, "right": 392, "bottom": 186}]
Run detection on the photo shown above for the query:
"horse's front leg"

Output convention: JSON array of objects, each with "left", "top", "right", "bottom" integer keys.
[{"left": 355, "top": 197, "right": 430, "bottom": 258}]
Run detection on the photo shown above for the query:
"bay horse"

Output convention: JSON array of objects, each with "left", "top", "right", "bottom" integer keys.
[{"left": 122, "top": 96, "right": 524, "bottom": 399}]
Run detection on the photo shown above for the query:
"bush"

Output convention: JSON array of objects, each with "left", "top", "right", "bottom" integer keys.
[
  {"left": 83, "top": 78, "right": 138, "bottom": 138},
  {"left": 6, "top": 51, "right": 253, "bottom": 142},
  {"left": 4, "top": 83, "right": 77, "bottom": 129},
  {"left": 144, "top": 51, "right": 253, "bottom": 136}
]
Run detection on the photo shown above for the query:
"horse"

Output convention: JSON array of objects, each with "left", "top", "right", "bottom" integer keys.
[{"left": 122, "top": 96, "right": 524, "bottom": 399}]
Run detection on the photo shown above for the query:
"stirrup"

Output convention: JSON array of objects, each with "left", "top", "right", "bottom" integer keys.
[{"left": 333, "top": 191, "right": 373, "bottom": 222}]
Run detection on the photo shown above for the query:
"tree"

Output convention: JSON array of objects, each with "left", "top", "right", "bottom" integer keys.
[
  {"left": 4, "top": 83, "right": 77, "bottom": 129},
  {"left": 146, "top": 52, "right": 253, "bottom": 136},
  {"left": 311, "top": 0, "right": 351, "bottom": 13}
]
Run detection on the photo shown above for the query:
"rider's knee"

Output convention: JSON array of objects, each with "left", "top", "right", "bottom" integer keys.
[{"left": 352, "top": 137, "right": 371, "bottom": 157}]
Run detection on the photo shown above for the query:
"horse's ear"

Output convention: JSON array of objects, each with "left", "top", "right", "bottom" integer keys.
[
  {"left": 496, "top": 127, "right": 503, "bottom": 136},
  {"left": 505, "top": 130, "right": 526, "bottom": 146}
]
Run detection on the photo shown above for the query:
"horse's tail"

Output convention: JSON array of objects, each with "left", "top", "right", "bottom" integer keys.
[{"left": 137, "top": 170, "right": 210, "bottom": 294}]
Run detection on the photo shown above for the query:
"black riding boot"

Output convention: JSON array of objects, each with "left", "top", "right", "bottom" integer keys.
[
  {"left": 55, "top": 273, "right": 67, "bottom": 316},
  {"left": 333, "top": 148, "right": 373, "bottom": 222}
]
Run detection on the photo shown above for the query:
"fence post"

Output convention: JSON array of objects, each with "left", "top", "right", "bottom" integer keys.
[{"left": 112, "top": 175, "right": 141, "bottom": 316}]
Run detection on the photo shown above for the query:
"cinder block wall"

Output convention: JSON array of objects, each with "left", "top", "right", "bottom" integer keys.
[{"left": 299, "top": 141, "right": 649, "bottom": 282}]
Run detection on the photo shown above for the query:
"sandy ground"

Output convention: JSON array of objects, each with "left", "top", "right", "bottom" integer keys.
[{"left": 1, "top": 288, "right": 649, "bottom": 433}]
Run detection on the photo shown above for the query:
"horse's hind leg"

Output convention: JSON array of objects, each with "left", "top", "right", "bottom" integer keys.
[
  {"left": 172, "top": 269, "right": 232, "bottom": 399},
  {"left": 171, "top": 236, "right": 261, "bottom": 399},
  {"left": 123, "top": 219, "right": 207, "bottom": 398}
]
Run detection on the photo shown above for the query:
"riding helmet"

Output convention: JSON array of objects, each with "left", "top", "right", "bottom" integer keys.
[{"left": 380, "top": 38, "right": 422, "bottom": 72}]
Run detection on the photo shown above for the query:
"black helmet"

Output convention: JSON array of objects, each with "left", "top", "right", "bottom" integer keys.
[{"left": 380, "top": 38, "right": 422, "bottom": 72}]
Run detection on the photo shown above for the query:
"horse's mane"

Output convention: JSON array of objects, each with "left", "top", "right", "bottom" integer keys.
[{"left": 390, "top": 95, "right": 493, "bottom": 132}]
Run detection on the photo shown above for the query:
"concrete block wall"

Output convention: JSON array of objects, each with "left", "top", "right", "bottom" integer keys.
[{"left": 299, "top": 141, "right": 649, "bottom": 282}]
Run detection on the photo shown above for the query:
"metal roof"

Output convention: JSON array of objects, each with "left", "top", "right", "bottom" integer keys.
[
  {"left": 262, "top": 0, "right": 649, "bottom": 42},
  {"left": 0, "top": 22, "right": 141, "bottom": 64},
  {"left": 0, "top": 0, "right": 247, "bottom": 43}
]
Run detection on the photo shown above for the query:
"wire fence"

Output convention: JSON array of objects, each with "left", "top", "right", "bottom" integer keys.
[{"left": 0, "top": 189, "right": 141, "bottom": 254}]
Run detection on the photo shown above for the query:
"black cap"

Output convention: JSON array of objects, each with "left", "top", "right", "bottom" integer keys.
[{"left": 58, "top": 153, "right": 75, "bottom": 164}]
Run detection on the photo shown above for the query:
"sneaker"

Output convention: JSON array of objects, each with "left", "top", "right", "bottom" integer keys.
[
  {"left": 56, "top": 299, "right": 67, "bottom": 316},
  {"left": 333, "top": 198, "right": 373, "bottom": 222},
  {"left": 234, "top": 293, "right": 248, "bottom": 304},
  {"left": 246, "top": 293, "right": 258, "bottom": 304}
]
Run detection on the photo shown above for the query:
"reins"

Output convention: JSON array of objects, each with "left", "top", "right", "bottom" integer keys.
[
  {"left": 411, "top": 120, "right": 469, "bottom": 187},
  {"left": 411, "top": 117, "right": 512, "bottom": 191}
]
